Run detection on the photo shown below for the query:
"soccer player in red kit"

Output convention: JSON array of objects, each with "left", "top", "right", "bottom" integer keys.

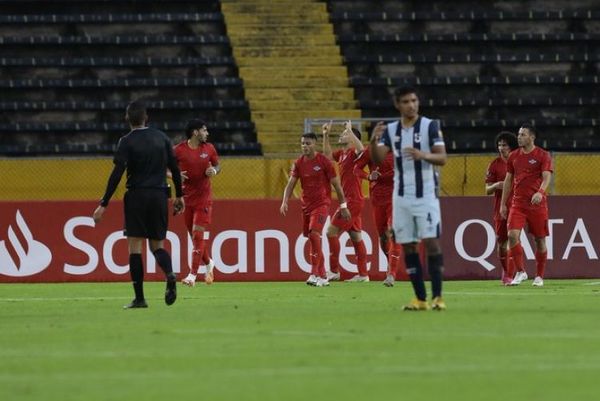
[
  {"left": 280, "top": 132, "right": 350, "bottom": 287},
  {"left": 500, "top": 124, "right": 553, "bottom": 287},
  {"left": 322, "top": 121, "right": 370, "bottom": 282},
  {"left": 485, "top": 131, "right": 519, "bottom": 285},
  {"left": 354, "top": 128, "right": 405, "bottom": 287},
  {"left": 174, "top": 119, "right": 219, "bottom": 287}
]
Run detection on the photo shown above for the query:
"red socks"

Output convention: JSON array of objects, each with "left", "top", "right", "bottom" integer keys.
[
  {"left": 352, "top": 240, "right": 367, "bottom": 277},
  {"left": 190, "top": 230, "right": 205, "bottom": 275},
  {"left": 309, "top": 231, "right": 324, "bottom": 277},
  {"left": 499, "top": 253, "right": 508, "bottom": 274},
  {"left": 327, "top": 235, "right": 340, "bottom": 274},
  {"left": 535, "top": 250, "right": 547, "bottom": 278},
  {"left": 388, "top": 242, "right": 406, "bottom": 280},
  {"left": 508, "top": 243, "right": 524, "bottom": 278}
]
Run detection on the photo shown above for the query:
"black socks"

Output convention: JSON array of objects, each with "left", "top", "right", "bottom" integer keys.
[
  {"left": 428, "top": 253, "right": 444, "bottom": 299},
  {"left": 129, "top": 253, "right": 145, "bottom": 301},
  {"left": 405, "top": 252, "right": 427, "bottom": 301},
  {"left": 153, "top": 248, "right": 173, "bottom": 276}
]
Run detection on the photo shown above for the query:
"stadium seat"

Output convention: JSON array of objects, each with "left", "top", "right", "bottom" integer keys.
[
  {"left": 328, "top": 0, "right": 600, "bottom": 151},
  {"left": 0, "top": 0, "right": 259, "bottom": 155},
  {"left": 0, "top": 56, "right": 235, "bottom": 67},
  {"left": 0, "top": 12, "right": 224, "bottom": 24},
  {"left": 329, "top": 10, "right": 600, "bottom": 22}
]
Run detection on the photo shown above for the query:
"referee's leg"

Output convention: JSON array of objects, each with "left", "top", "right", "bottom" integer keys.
[
  {"left": 150, "top": 240, "right": 177, "bottom": 306},
  {"left": 123, "top": 237, "right": 148, "bottom": 309}
]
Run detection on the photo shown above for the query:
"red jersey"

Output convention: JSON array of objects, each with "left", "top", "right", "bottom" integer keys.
[
  {"left": 173, "top": 141, "right": 219, "bottom": 206},
  {"left": 507, "top": 147, "right": 553, "bottom": 208},
  {"left": 485, "top": 156, "right": 513, "bottom": 218},
  {"left": 291, "top": 152, "right": 336, "bottom": 212},
  {"left": 333, "top": 148, "right": 364, "bottom": 204},
  {"left": 355, "top": 146, "right": 394, "bottom": 202}
]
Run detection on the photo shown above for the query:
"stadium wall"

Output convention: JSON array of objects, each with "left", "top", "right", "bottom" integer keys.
[
  {"left": 1, "top": 197, "right": 598, "bottom": 282},
  {"left": 1, "top": 154, "right": 600, "bottom": 200}
]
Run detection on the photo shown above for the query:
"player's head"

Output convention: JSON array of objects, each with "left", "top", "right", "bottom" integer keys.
[
  {"left": 125, "top": 100, "right": 147, "bottom": 127},
  {"left": 494, "top": 131, "right": 518, "bottom": 158},
  {"left": 339, "top": 123, "right": 362, "bottom": 146},
  {"left": 518, "top": 124, "right": 538, "bottom": 148},
  {"left": 185, "top": 119, "right": 209, "bottom": 142},
  {"left": 393, "top": 86, "right": 419, "bottom": 118},
  {"left": 301, "top": 132, "right": 318, "bottom": 156}
]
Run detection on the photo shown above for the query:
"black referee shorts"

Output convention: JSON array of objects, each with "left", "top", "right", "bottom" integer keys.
[{"left": 123, "top": 188, "right": 168, "bottom": 240}]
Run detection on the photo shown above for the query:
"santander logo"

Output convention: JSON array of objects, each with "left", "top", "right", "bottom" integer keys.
[{"left": 0, "top": 210, "right": 52, "bottom": 277}]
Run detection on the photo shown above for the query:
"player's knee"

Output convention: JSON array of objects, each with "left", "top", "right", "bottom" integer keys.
[
  {"left": 427, "top": 253, "right": 444, "bottom": 274},
  {"left": 349, "top": 231, "right": 362, "bottom": 242},
  {"left": 423, "top": 239, "right": 441, "bottom": 255},
  {"left": 403, "top": 243, "right": 418, "bottom": 254},
  {"left": 535, "top": 237, "right": 547, "bottom": 252},
  {"left": 326, "top": 224, "right": 339, "bottom": 237},
  {"left": 507, "top": 231, "right": 520, "bottom": 245}
]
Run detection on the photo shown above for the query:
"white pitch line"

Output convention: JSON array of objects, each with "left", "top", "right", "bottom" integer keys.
[{"left": 0, "top": 296, "right": 129, "bottom": 302}]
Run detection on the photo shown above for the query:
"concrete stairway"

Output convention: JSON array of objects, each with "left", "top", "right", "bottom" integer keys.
[{"left": 221, "top": 0, "right": 361, "bottom": 155}]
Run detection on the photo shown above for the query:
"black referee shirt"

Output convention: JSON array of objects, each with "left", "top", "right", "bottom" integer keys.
[{"left": 114, "top": 127, "right": 180, "bottom": 192}]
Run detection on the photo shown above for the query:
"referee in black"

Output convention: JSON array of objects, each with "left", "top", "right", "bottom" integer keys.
[{"left": 93, "top": 100, "right": 185, "bottom": 309}]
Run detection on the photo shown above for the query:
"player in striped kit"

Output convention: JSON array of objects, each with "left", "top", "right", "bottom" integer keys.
[{"left": 371, "top": 86, "right": 448, "bottom": 311}]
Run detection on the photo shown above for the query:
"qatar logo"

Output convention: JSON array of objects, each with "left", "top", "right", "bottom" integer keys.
[{"left": 0, "top": 210, "right": 52, "bottom": 277}]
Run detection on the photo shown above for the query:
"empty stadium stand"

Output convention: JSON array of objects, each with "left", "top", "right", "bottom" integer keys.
[
  {"left": 328, "top": 0, "right": 600, "bottom": 151},
  {"left": 221, "top": 0, "right": 360, "bottom": 155},
  {"left": 0, "top": 0, "right": 260, "bottom": 155}
]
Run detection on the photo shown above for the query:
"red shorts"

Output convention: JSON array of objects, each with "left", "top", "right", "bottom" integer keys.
[
  {"left": 507, "top": 205, "right": 549, "bottom": 238},
  {"left": 330, "top": 201, "right": 363, "bottom": 233},
  {"left": 372, "top": 200, "right": 392, "bottom": 236},
  {"left": 493, "top": 217, "right": 508, "bottom": 243},
  {"left": 302, "top": 205, "right": 329, "bottom": 237},
  {"left": 184, "top": 202, "right": 212, "bottom": 232}
]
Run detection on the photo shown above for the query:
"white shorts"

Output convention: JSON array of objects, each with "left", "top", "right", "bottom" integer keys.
[{"left": 392, "top": 195, "right": 441, "bottom": 244}]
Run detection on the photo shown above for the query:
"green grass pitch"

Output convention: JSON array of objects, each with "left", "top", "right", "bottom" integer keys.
[{"left": 1, "top": 280, "right": 600, "bottom": 401}]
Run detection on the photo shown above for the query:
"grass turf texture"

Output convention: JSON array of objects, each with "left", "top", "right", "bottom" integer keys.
[{"left": 1, "top": 280, "right": 600, "bottom": 401}]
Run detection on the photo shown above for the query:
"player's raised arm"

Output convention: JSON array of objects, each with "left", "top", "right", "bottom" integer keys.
[
  {"left": 321, "top": 120, "right": 333, "bottom": 160},
  {"left": 370, "top": 121, "right": 389, "bottom": 164},
  {"left": 280, "top": 175, "right": 298, "bottom": 216},
  {"left": 344, "top": 120, "right": 364, "bottom": 154}
]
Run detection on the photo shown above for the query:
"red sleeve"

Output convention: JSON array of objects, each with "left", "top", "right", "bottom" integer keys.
[
  {"left": 485, "top": 160, "right": 497, "bottom": 184},
  {"left": 332, "top": 149, "right": 343, "bottom": 162},
  {"left": 541, "top": 151, "right": 553, "bottom": 173},
  {"left": 290, "top": 159, "right": 300, "bottom": 177},
  {"left": 354, "top": 148, "right": 370, "bottom": 169},
  {"left": 353, "top": 165, "right": 368, "bottom": 180}
]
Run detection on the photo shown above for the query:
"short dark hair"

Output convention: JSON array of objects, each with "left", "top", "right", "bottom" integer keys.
[
  {"left": 520, "top": 123, "right": 539, "bottom": 138},
  {"left": 126, "top": 100, "right": 147, "bottom": 126},
  {"left": 394, "top": 86, "right": 418, "bottom": 100},
  {"left": 302, "top": 132, "right": 318, "bottom": 141},
  {"left": 351, "top": 127, "right": 362, "bottom": 141},
  {"left": 495, "top": 131, "right": 518, "bottom": 150},
  {"left": 185, "top": 119, "right": 207, "bottom": 139}
]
